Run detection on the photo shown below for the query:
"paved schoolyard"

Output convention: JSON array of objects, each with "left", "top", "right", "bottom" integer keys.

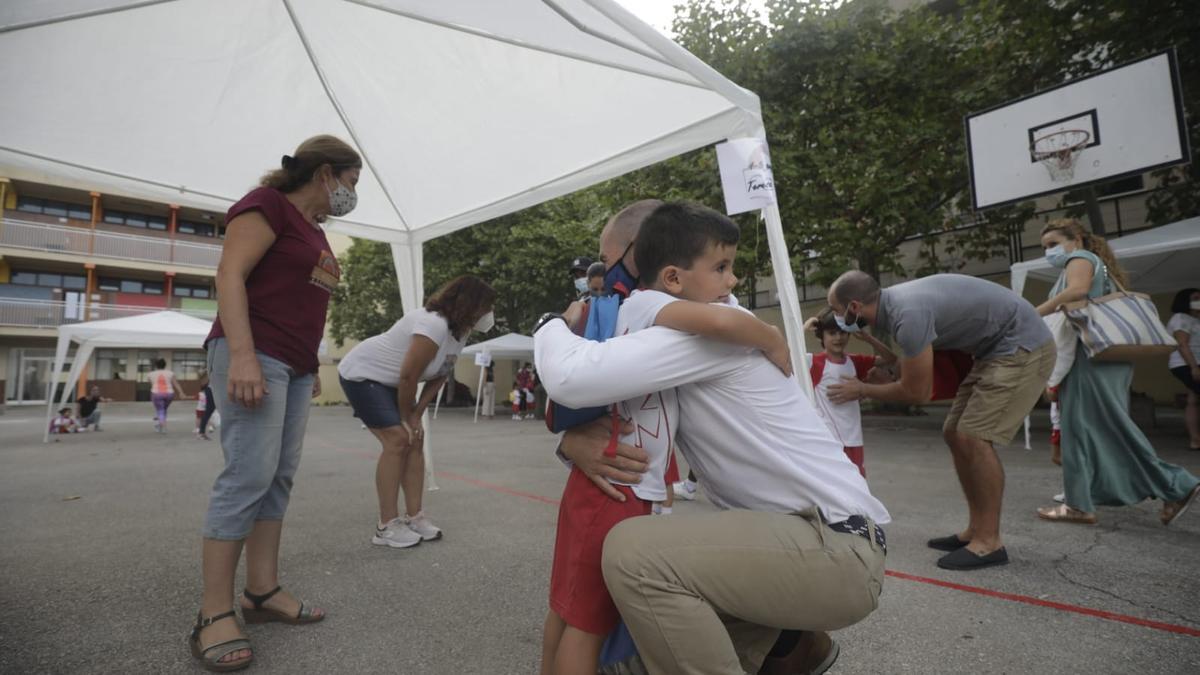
[{"left": 0, "top": 402, "right": 1197, "bottom": 674}]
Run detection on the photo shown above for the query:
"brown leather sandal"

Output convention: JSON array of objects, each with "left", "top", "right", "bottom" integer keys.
[
  {"left": 1037, "top": 503, "right": 1097, "bottom": 524},
  {"left": 189, "top": 610, "right": 252, "bottom": 672},
  {"left": 241, "top": 586, "right": 324, "bottom": 625}
]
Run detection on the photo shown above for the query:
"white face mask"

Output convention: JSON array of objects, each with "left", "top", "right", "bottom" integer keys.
[
  {"left": 1191, "top": 300, "right": 1200, "bottom": 311},
  {"left": 473, "top": 310, "right": 495, "bottom": 333},
  {"left": 325, "top": 177, "right": 357, "bottom": 217},
  {"left": 574, "top": 277, "right": 588, "bottom": 294}
]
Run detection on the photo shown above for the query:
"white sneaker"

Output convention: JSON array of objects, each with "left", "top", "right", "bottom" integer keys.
[
  {"left": 512, "top": 414, "right": 520, "bottom": 420},
  {"left": 672, "top": 481, "right": 698, "bottom": 501},
  {"left": 405, "top": 511, "right": 443, "bottom": 541},
  {"left": 1053, "top": 492, "right": 1065, "bottom": 503},
  {"left": 371, "top": 518, "right": 422, "bottom": 548}
]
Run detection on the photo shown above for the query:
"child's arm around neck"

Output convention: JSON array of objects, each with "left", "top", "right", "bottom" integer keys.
[{"left": 650, "top": 294, "right": 792, "bottom": 376}]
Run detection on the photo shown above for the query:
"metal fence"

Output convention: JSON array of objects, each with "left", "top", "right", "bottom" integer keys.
[
  {"left": 0, "top": 218, "right": 222, "bottom": 268},
  {"left": 0, "top": 299, "right": 215, "bottom": 329}
]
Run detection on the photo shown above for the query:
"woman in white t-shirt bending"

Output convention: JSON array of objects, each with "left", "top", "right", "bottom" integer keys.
[
  {"left": 1167, "top": 287, "right": 1200, "bottom": 451},
  {"left": 338, "top": 275, "right": 496, "bottom": 548}
]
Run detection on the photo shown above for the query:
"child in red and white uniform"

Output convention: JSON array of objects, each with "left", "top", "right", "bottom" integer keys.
[
  {"left": 541, "top": 203, "right": 793, "bottom": 675},
  {"left": 49, "top": 408, "right": 80, "bottom": 434},
  {"left": 807, "top": 308, "right": 897, "bottom": 477}
]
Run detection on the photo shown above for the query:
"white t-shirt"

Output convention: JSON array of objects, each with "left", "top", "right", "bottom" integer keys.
[
  {"left": 607, "top": 289, "right": 683, "bottom": 502},
  {"left": 810, "top": 355, "right": 865, "bottom": 447},
  {"left": 338, "top": 308, "right": 465, "bottom": 387},
  {"left": 1166, "top": 313, "right": 1200, "bottom": 370},
  {"left": 536, "top": 314, "right": 890, "bottom": 525}
]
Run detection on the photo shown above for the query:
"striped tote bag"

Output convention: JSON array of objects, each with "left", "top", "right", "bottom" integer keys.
[{"left": 1061, "top": 275, "right": 1176, "bottom": 361}]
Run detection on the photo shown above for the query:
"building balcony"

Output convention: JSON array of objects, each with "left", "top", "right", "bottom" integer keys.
[
  {"left": 0, "top": 217, "right": 223, "bottom": 269},
  {"left": 0, "top": 298, "right": 215, "bottom": 331}
]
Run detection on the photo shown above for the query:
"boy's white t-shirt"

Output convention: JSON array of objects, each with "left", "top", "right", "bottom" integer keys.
[
  {"left": 608, "top": 289, "right": 684, "bottom": 502},
  {"left": 338, "top": 308, "right": 465, "bottom": 387},
  {"left": 811, "top": 356, "right": 864, "bottom": 447}
]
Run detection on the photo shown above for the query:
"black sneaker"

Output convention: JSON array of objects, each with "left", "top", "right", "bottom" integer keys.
[{"left": 937, "top": 546, "right": 1009, "bottom": 570}]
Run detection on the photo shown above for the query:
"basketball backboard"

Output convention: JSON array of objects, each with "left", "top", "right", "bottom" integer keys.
[{"left": 965, "top": 50, "right": 1190, "bottom": 210}]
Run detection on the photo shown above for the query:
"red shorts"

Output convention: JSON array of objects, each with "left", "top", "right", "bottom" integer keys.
[
  {"left": 550, "top": 467, "right": 651, "bottom": 635},
  {"left": 664, "top": 451, "right": 680, "bottom": 484},
  {"left": 843, "top": 446, "right": 866, "bottom": 478}
]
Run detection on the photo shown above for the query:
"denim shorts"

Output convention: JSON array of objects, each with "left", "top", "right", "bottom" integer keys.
[
  {"left": 203, "top": 338, "right": 314, "bottom": 541},
  {"left": 340, "top": 375, "right": 404, "bottom": 429}
]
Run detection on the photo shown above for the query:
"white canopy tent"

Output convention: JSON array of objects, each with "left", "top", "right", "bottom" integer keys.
[
  {"left": 43, "top": 311, "right": 211, "bottom": 442},
  {"left": 1011, "top": 217, "right": 1200, "bottom": 297},
  {"left": 462, "top": 333, "right": 535, "bottom": 422},
  {"left": 3, "top": 0, "right": 815, "bottom": 477}
]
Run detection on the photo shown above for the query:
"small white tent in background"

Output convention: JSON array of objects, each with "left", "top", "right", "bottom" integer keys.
[
  {"left": 462, "top": 334, "right": 535, "bottom": 422},
  {"left": 43, "top": 311, "right": 211, "bottom": 442}
]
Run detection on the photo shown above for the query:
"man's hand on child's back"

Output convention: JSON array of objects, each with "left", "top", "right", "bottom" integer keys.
[{"left": 561, "top": 416, "right": 648, "bottom": 502}]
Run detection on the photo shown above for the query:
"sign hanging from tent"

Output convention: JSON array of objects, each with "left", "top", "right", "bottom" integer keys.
[
  {"left": 474, "top": 350, "right": 492, "bottom": 367},
  {"left": 716, "top": 137, "right": 777, "bottom": 215}
]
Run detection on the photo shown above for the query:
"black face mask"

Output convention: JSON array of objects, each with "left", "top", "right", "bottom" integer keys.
[{"left": 604, "top": 240, "right": 638, "bottom": 297}]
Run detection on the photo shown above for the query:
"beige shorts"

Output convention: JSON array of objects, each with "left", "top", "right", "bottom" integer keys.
[{"left": 944, "top": 341, "right": 1056, "bottom": 446}]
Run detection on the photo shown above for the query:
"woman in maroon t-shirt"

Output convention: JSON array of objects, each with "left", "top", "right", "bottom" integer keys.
[{"left": 190, "top": 135, "right": 360, "bottom": 672}]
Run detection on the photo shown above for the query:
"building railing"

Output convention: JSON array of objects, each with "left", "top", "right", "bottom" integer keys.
[
  {"left": 0, "top": 298, "right": 216, "bottom": 329},
  {"left": 0, "top": 217, "right": 223, "bottom": 269}
]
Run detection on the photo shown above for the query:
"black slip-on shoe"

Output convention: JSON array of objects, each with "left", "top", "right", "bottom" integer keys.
[
  {"left": 927, "top": 534, "right": 968, "bottom": 552},
  {"left": 937, "top": 546, "right": 1009, "bottom": 570}
]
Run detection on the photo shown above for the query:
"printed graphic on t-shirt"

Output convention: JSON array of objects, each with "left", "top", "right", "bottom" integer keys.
[{"left": 310, "top": 250, "right": 341, "bottom": 293}]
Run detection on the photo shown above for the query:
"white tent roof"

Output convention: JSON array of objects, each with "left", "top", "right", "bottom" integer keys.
[
  {"left": 461, "top": 333, "right": 534, "bottom": 360},
  {"left": 0, "top": 0, "right": 760, "bottom": 244},
  {"left": 1011, "top": 217, "right": 1200, "bottom": 296},
  {"left": 43, "top": 311, "right": 211, "bottom": 441}
]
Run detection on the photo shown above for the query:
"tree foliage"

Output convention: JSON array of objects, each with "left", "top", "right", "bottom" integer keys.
[{"left": 329, "top": 0, "right": 1199, "bottom": 343}]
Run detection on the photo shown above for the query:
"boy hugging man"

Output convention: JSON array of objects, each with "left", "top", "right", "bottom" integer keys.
[
  {"left": 541, "top": 202, "right": 792, "bottom": 675},
  {"left": 807, "top": 308, "right": 897, "bottom": 477}
]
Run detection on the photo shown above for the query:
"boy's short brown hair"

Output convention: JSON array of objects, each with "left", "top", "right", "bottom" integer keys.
[{"left": 814, "top": 307, "right": 845, "bottom": 342}]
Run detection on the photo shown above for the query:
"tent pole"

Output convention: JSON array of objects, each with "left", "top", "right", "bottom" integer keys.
[
  {"left": 43, "top": 333, "right": 74, "bottom": 443},
  {"left": 474, "top": 366, "right": 485, "bottom": 423},
  {"left": 760, "top": 203, "right": 814, "bottom": 400}
]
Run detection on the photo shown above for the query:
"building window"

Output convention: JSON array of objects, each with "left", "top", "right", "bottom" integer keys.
[
  {"left": 103, "top": 208, "right": 168, "bottom": 231},
  {"left": 14, "top": 196, "right": 92, "bottom": 221},
  {"left": 98, "top": 278, "right": 120, "bottom": 292},
  {"left": 143, "top": 282, "right": 163, "bottom": 295},
  {"left": 10, "top": 271, "right": 37, "bottom": 285},
  {"left": 177, "top": 220, "right": 215, "bottom": 237},
  {"left": 120, "top": 280, "right": 143, "bottom": 294},
  {"left": 8, "top": 271, "right": 85, "bottom": 289},
  {"left": 95, "top": 349, "right": 128, "bottom": 380},
  {"left": 173, "top": 351, "right": 207, "bottom": 380},
  {"left": 136, "top": 350, "right": 160, "bottom": 382},
  {"left": 173, "top": 284, "right": 213, "bottom": 298},
  {"left": 62, "top": 275, "right": 86, "bottom": 290},
  {"left": 148, "top": 217, "right": 168, "bottom": 231}
]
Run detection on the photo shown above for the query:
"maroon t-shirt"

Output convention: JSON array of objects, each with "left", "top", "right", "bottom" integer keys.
[{"left": 206, "top": 187, "right": 340, "bottom": 374}]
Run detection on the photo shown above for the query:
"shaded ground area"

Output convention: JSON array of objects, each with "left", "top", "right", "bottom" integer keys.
[{"left": 1, "top": 403, "right": 1197, "bottom": 674}]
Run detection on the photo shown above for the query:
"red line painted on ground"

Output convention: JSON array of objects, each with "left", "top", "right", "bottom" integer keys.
[
  {"left": 327, "top": 443, "right": 1199, "bottom": 638},
  {"left": 883, "top": 570, "right": 1200, "bottom": 637},
  {"left": 435, "top": 471, "right": 562, "bottom": 506}
]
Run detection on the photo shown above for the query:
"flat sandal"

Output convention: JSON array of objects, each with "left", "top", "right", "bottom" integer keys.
[
  {"left": 189, "top": 610, "right": 252, "bottom": 672},
  {"left": 1037, "top": 503, "right": 1097, "bottom": 524},
  {"left": 242, "top": 586, "right": 324, "bottom": 625}
]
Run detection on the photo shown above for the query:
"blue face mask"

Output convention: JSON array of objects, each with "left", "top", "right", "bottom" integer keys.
[
  {"left": 1045, "top": 244, "right": 1068, "bottom": 268},
  {"left": 604, "top": 241, "right": 638, "bottom": 297},
  {"left": 834, "top": 307, "right": 864, "bottom": 334}
]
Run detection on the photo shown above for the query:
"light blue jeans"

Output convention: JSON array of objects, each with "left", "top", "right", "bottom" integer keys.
[{"left": 202, "top": 338, "right": 314, "bottom": 541}]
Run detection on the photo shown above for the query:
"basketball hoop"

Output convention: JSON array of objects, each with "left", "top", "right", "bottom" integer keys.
[{"left": 1031, "top": 129, "right": 1090, "bottom": 182}]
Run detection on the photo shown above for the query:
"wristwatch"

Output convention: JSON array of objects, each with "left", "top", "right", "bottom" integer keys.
[{"left": 533, "top": 312, "right": 566, "bottom": 334}]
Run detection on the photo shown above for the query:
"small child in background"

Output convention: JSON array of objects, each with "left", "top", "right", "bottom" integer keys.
[
  {"left": 50, "top": 408, "right": 80, "bottom": 434},
  {"left": 510, "top": 386, "right": 522, "bottom": 421},
  {"left": 194, "top": 389, "right": 208, "bottom": 438},
  {"left": 806, "top": 308, "right": 897, "bottom": 477}
]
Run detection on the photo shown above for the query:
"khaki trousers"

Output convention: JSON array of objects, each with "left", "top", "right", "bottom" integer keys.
[{"left": 601, "top": 509, "right": 885, "bottom": 675}]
